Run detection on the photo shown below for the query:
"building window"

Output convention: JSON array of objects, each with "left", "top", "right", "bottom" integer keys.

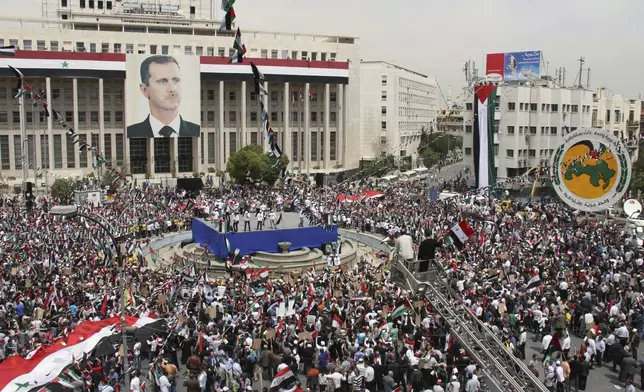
[
  {"left": 154, "top": 138, "right": 171, "bottom": 173},
  {"left": 106, "top": 0, "right": 112, "bottom": 9},
  {"left": 89, "top": 43, "right": 96, "bottom": 53},
  {"left": 184, "top": 46, "right": 192, "bottom": 55},
  {"left": 64, "top": 111, "right": 73, "bottom": 123},
  {"left": 551, "top": 104, "right": 558, "bottom": 112},
  {"left": 229, "top": 91, "right": 236, "bottom": 101},
  {"left": 529, "top": 126, "right": 536, "bottom": 135},
  {"left": 13, "top": 135, "right": 21, "bottom": 169},
  {"left": 61, "top": 0, "right": 67, "bottom": 5},
  {"left": 115, "top": 111, "right": 123, "bottom": 122},
  {"left": 228, "top": 133, "right": 237, "bottom": 157},
  {"left": 381, "top": 121, "right": 387, "bottom": 130},
  {"left": 78, "top": 111, "right": 86, "bottom": 123},
  {"left": 381, "top": 76, "right": 387, "bottom": 86},
  {"left": 465, "top": 125, "right": 472, "bottom": 133},
  {"left": 466, "top": 103, "right": 473, "bottom": 111},
  {"left": 12, "top": 111, "right": 19, "bottom": 123},
  {"left": 103, "top": 134, "right": 112, "bottom": 162},
  {"left": 529, "top": 103, "right": 537, "bottom": 111},
  {"left": 114, "top": 134, "right": 123, "bottom": 165},
  {"left": 195, "top": 46, "right": 203, "bottom": 56},
  {"left": 508, "top": 102, "right": 516, "bottom": 111},
  {"left": 80, "top": 0, "right": 85, "bottom": 7},
  {"left": 506, "top": 149, "right": 514, "bottom": 158},
  {"left": 550, "top": 127, "right": 557, "bottom": 135},
  {"left": 507, "top": 126, "right": 515, "bottom": 134},
  {"left": 66, "top": 135, "right": 76, "bottom": 168},
  {"left": 228, "top": 111, "right": 236, "bottom": 123},
  {"left": 464, "top": 147, "right": 472, "bottom": 156},
  {"left": 381, "top": 91, "right": 387, "bottom": 101},
  {"left": 76, "top": 42, "right": 85, "bottom": 52},
  {"left": 0, "top": 112, "right": 6, "bottom": 123},
  {"left": 90, "top": 111, "right": 99, "bottom": 124},
  {"left": 529, "top": 149, "right": 536, "bottom": 157},
  {"left": 207, "top": 111, "right": 215, "bottom": 123},
  {"left": 571, "top": 105, "right": 579, "bottom": 113},
  {"left": 261, "top": 49, "right": 268, "bottom": 59},
  {"left": 129, "top": 138, "right": 147, "bottom": 174},
  {"left": 271, "top": 112, "right": 278, "bottom": 122},
  {"left": 250, "top": 112, "right": 257, "bottom": 123},
  {"left": 113, "top": 43, "right": 121, "bottom": 53},
  {"left": 0, "top": 136, "right": 9, "bottom": 170},
  {"left": 250, "top": 92, "right": 257, "bottom": 101},
  {"left": 207, "top": 47, "right": 214, "bottom": 56},
  {"left": 271, "top": 91, "right": 278, "bottom": 102},
  {"left": 381, "top": 106, "right": 387, "bottom": 115},
  {"left": 311, "top": 112, "right": 317, "bottom": 122},
  {"left": 162, "top": 45, "right": 169, "bottom": 55},
  {"left": 330, "top": 112, "right": 336, "bottom": 123}
]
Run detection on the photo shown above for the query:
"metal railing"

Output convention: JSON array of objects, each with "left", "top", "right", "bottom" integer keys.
[{"left": 391, "top": 257, "right": 550, "bottom": 392}]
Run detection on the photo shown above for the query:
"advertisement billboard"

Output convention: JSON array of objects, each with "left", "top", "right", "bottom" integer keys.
[
  {"left": 126, "top": 54, "right": 201, "bottom": 138},
  {"left": 485, "top": 53, "right": 504, "bottom": 82},
  {"left": 485, "top": 50, "right": 541, "bottom": 82}
]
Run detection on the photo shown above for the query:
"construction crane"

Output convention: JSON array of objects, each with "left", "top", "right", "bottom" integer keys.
[{"left": 390, "top": 259, "right": 550, "bottom": 392}]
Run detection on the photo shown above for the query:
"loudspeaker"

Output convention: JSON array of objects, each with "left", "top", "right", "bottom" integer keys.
[
  {"left": 177, "top": 178, "right": 204, "bottom": 192},
  {"left": 315, "top": 173, "right": 324, "bottom": 187}
]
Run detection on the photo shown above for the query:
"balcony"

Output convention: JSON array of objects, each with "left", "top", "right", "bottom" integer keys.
[
  {"left": 628, "top": 120, "right": 640, "bottom": 128},
  {"left": 592, "top": 120, "right": 604, "bottom": 127}
]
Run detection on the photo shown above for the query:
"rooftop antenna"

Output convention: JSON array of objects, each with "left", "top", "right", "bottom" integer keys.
[
  {"left": 576, "top": 57, "right": 585, "bottom": 88},
  {"left": 586, "top": 67, "right": 591, "bottom": 89},
  {"left": 562, "top": 67, "right": 566, "bottom": 87},
  {"left": 448, "top": 85, "right": 452, "bottom": 108}
]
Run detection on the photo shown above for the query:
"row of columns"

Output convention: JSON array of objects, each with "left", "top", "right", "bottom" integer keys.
[{"left": 30, "top": 78, "right": 347, "bottom": 177}]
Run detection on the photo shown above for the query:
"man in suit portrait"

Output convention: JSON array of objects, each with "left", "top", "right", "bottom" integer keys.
[{"left": 126, "top": 55, "right": 200, "bottom": 138}]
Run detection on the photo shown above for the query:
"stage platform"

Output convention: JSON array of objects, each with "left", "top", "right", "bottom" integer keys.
[{"left": 191, "top": 218, "right": 339, "bottom": 258}]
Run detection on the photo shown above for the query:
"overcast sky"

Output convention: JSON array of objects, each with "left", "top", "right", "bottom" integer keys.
[{"left": 8, "top": 0, "right": 644, "bottom": 106}]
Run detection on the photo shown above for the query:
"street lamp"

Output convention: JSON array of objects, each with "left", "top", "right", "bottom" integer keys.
[{"left": 49, "top": 205, "right": 131, "bottom": 389}]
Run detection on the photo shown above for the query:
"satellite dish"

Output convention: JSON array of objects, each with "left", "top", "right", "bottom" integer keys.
[{"left": 624, "top": 199, "right": 642, "bottom": 219}]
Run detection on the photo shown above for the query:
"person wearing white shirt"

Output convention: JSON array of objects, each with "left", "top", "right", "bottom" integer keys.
[
  {"left": 269, "top": 211, "right": 277, "bottom": 229},
  {"left": 130, "top": 372, "right": 141, "bottom": 392},
  {"left": 244, "top": 210, "right": 251, "bottom": 231},
  {"left": 326, "top": 369, "right": 346, "bottom": 391},
  {"left": 555, "top": 362, "right": 565, "bottom": 389},
  {"left": 542, "top": 334, "right": 552, "bottom": 353},
  {"left": 395, "top": 231, "right": 415, "bottom": 261},
  {"left": 158, "top": 373, "right": 172, "bottom": 392},
  {"left": 256, "top": 211, "right": 264, "bottom": 230},
  {"left": 561, "top": 332, "right": 571, "bottom": 360},
  {"left": 198, "top": 369, "right": 207, "bottom": 392}
]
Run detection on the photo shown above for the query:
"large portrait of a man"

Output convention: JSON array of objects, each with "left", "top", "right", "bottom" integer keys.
[{"left": 126, "top": 55, "right": 201, "bottom": 138}]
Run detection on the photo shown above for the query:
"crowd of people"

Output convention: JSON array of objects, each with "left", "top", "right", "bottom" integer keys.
[{"left": 0, "top": 167, "right": 642, "bottom": 392}]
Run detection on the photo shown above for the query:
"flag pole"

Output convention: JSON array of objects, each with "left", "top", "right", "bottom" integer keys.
[{"left": 19, "top": 92, "right": 28, "bottom": 201}]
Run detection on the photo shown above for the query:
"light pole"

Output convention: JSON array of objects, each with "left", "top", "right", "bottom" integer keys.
[{"left": 49, "top": 205, "right": 131, "bottom": 389}]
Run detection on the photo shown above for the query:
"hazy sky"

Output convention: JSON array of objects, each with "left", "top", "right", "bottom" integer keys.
[{"left": 8, "top": 0, "right": 644, "bottom": 106}]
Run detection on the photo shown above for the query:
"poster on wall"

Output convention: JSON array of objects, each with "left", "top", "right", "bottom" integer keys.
[{"left": 125, "top": 54, "right": 201, "bottom": 138}]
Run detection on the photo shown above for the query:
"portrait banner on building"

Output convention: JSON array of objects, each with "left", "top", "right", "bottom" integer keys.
[{"left": 125, "top": 54, "right": 201, "bottom": 138}]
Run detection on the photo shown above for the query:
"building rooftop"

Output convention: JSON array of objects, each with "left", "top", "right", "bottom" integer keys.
[
  {"left": 0, "top": 15, "right": 359, "bottom": 44},
  {"left": 360, "top": 60, "right": 429, "bottom": 79}
]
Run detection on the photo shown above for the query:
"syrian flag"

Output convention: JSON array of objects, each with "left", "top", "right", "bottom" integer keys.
[
  {"left": 392, "top": 298, "right": 413, "bottom": 319},
  {"left": 473, "top": 85, "right": 497, "bottom": 191},
  {"left": 332, "top": 314, "right": 344, "bottom": 329},
  {"left": 221, "top": 0, "right": 235, "bottom": 12},
  {"left": 246, "top": 267, "right": 269, "bottom": 282},
  {"left": 449, "top": 220, "right": 474, "bottom": 249},
  {"left": 0, "top": 316, "right": 156, "bottom": 392},
  {"left": 269, "top": 366, "right": 297, "bottom": 392},
  {"left": 0, "top": 45, "right": 16, "bottom": 56},
  {"left": 250, "top": 62, "right": 268, "bottom": 96},
  {"left": 525, "top": 274, "right": 541, "bottom": 292},
  {"left": 545, "top": 332, "right": 562, "bottom": 354}
]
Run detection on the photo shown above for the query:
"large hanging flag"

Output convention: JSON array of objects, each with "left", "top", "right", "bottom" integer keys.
[
  {"left": 473, "top": 85, "right": 497, "bottom": 191},
  {"left": 0, "top": 46, "right": 16, "bottom": 56}
]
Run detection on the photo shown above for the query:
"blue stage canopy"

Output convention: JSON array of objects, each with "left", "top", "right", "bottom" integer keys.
[{"left": 191, "top": 218, "right": 338, "bottom": 257}]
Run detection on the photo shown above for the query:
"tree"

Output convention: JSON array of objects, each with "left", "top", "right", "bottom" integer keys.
[
  {"left": 226, "top": 145, "right": 290, "bottom": 185},
  {"left": 362, "top": 154, "right": 396, "bottom": 177},
  {"left": 262, "top": 152, "right": 290, "bottom": 186},
  {"left": 50, "top": 178, "right": 76, "bottom": 201}
]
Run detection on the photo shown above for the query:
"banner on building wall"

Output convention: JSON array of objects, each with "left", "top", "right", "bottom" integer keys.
[{"left": 125, "top": 54, "right": 201, "bottom": 138}]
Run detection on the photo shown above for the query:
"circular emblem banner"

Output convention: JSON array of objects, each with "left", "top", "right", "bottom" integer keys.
[{"left": 550, "top": 127, "right": 632, "bottom": 212}]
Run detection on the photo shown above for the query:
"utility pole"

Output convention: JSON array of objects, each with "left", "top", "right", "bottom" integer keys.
[
  {"left": 586, "top": 67, "right": 591, "bottom": 89},
  {"left": 19, "top": 91, "right": 28, "bottom": 200}
]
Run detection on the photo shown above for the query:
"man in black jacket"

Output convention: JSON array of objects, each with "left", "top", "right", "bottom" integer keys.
[
  {"left": 417, "top": 230, "right": 442, "bottom": 272},
  {"left": 127, "top": 55, "right": 200, "bottom": 138}
]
